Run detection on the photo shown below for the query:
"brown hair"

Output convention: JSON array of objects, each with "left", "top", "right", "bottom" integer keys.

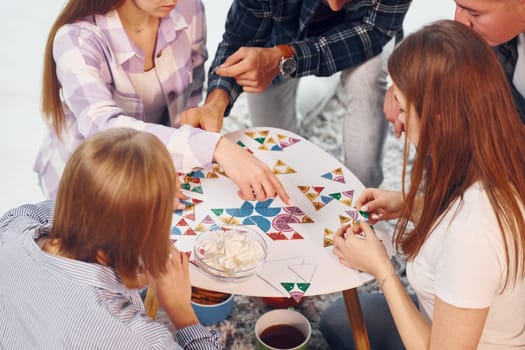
[
  {"left": 388, "top": 20, "right": 525, "bottom": 287},
  {"left": 50, "top": 128, "right": 176, "bottom": 282},
  {"left": 42, "top": 0, "right": 124, "bottom": 138}
]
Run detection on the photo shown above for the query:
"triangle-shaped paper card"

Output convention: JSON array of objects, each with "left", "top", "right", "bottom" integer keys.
[
  {"left": 324, "top": 228, "right": 335, "bottom": 247},
  {"left": 194, "top": 215, "right": 221, "bottom": 232},
  {"left": 277, "top": 133, "right": 301, "bottom": 150},
  {"left": 272, "top": 159, "right": 297, "bottom": 175},
  {"left": 289, "top": 283, "right": 311, "bottom": 303},
  {"left": 236, "top": 140, "right": 254, "bottom": 154},
  {"left": 287, "top": 263, "right": 316, "bottom": 303},
  {"left": 329, "top": 190, "right": 354, "bottom": 207},
  {"left": 321, "top": 167, "right": 346, "bottom": 184},
  {"left": 263, "top": 136, "right": 283, "bottom": 151},
  {"left": 245, "top": 130, "right": 269, "bottom": 145},
  {"left": 289, "top": 263, "right": 317, "bottom": 282},
  {"left": 257, "top": 257, "right": 304, "bottom": 297}
]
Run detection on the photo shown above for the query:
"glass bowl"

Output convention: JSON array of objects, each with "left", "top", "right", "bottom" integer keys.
[{"left": 193, "top": 227, "right": 268, "bottom": 282}]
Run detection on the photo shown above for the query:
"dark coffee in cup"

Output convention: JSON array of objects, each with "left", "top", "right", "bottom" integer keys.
[
  {"left": 255, "top": 309, "right": 311, "bottom": 350},
  {"left": 260, "top": 324, "right": 306, "bottom": 348}
]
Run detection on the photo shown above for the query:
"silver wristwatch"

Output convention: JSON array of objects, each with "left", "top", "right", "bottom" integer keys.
[{"left": 277, "top": 44, "right": 297, "bottom": 76}]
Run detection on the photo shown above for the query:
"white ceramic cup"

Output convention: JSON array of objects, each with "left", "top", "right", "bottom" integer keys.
[{"left": 255, "top": 309, "right": 311, "bottom": 350}]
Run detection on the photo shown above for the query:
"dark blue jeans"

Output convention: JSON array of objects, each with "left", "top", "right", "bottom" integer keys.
[{"left": 319, "top": 292, "right": 418, "bottom": 350}]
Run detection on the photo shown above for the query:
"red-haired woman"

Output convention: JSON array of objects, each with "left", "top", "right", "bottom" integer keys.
[{"left": 321, "top": 20, "right": 525, "bottom": 349}]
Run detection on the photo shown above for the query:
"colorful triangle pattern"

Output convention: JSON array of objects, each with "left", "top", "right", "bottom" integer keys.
[
  {"left": 323, "top": 228, "right": 335, "bottom": 247},
  {"left": 321, "top": 167, "right": 346, "bottom": 184},
  {"left": 211, "top": 199, "right": 313, "bottom": 240},
  {"left": 180, "top": 177, "right": 203, "bottom": 194},
  {"left": 272, "top": 159, "right": 297, "bottom": 174},
  {"left": 280, "top": 282, "right": 311, "bottom": 303},
  {"left": 298, "top": 185, "right": 334, "bottom": 211},
  {"left": 236, "top": 140, "right": 254, "bottom": 154},
  {"left": 243, "top": 129, "right": 301, "bottom": 151},
  {"left": 194, "top": 214, "right": 221, "bottom": 232},
  {"left": 171, "top": 218, "right": 197, "bottom": 235},
  {"left": 173, "top": 198, "right": 202, "bottom": 221},
  {"left": 328, "top": 189, "right": 354, "bottom": 206},
  {"left": 277, "top": 133, "right": 301, "bottom": 150}
]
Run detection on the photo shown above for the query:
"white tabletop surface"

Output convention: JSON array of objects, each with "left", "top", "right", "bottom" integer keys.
[{"left": 172, "top": 127, "right": 393, "bottom": 298}]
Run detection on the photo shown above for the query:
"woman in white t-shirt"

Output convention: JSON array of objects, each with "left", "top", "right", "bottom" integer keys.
[{"left": 321, "top": 20, "right": 525, "bottom": 349}]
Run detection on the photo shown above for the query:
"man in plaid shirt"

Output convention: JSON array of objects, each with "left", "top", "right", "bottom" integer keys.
[{"left": 182, "top": 0, "right": 411, "bottom": 188}]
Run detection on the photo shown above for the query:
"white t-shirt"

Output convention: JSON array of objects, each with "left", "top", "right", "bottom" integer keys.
[
  {"left": 129, "top": 68, "right": 166, "bottom": 124},
  {"left": 407, "top": 183, "right": 525, "bottom": 349}
]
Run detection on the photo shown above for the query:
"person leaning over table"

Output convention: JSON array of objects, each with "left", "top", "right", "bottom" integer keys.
[
  {"left": 0, "top": 128, "right": 222, "bottom": 349},
  {"left": 384, "top": 0, "right": 525, "bottom": 138},
  {"left": 179, "top": 0, "right": 411, "bottom": 188},
  {"left": 35, "top": 0, "right": 289, "bottom": 204},
  {"left": 320, "top": 20, "right": 525, "bottom": 350}
]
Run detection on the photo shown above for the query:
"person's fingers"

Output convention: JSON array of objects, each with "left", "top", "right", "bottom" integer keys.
[
  {"left": 369, "top": 210, "right": 384, "bottom": 221},
  {"left": 355, "top": 200, "right": 380, "bottom": 215},
  {"left": 334, "top": 224, "right": 350, "bottom": 238},
  {"left": 358, "top": 221, "right": 378, "bottom": 241},
  {"left": 174, "top": 200, "right": 186, "bottom": 211},
  {"left": 199, "top": 114, "right": 222, "bottom": 132},
  {"left": 356, "top": 196, "right": 384, "bottom": 216},
  {"left": 179, "top": 250, "right": 189, "bottom": 270},
  {"left": 243, "top": 86, "right": 266, "bottom": 93},
  {"left": 266, "top": 173, "right": 290, "bottom": 205},
  {"left": 354, "top": 189, "right": 377, "bottom": 208},
  {"left": 216, "top": 58, "right": 250, "bottom": 78},
  {"left": 235, "top": 78, "right": 258, "bottom": 88},
  {"left": 217, "top": 50, "right": 243, "bottom": 69},
  {"left": 237, "top": 183, "right": 254, "bottom": 201},
  {"left": 251, "top": 183, "right": 267, "bottom": 201},
  {"left": 179, "top": 109, "right": 201, "bottom": 127},
  {"left": 338, "top": 258, "right": 353, "bottom": 268},
  {"left": 332, "top": 245, "right": 343, "bottom": 258},
  {"left": 177, "top": 191, "right": 189, "bottom": 200}
]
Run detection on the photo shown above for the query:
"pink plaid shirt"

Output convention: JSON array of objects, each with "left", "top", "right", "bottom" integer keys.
[{"left": 34, "top": 0, "right": 221, "bottom": 199}]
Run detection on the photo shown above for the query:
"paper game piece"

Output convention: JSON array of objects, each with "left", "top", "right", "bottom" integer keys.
[
  {"left": 289, "top": 263, "right": 317, "bottom": 282},
  {"left": 272, "top": 159, "right": 297, "bottom": 174},
  {"left": 321, "top": 167, "right": 346, "bottom": 183},
  {"left": 257, "top": 257, "right": 305, "bottom": 297}
]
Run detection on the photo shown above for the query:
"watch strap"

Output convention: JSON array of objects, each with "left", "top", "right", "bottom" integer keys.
[{"left": 276, "top": 44, "right": 295, "bottom": 59}]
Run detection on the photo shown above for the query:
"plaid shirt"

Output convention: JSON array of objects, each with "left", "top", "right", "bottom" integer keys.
[
  {"left": 34, "top": 0, "right": 222, "bottom": 199},
  {"left": 207, "top": 0, "right": 411, "bottom": 115},
  {"left": 0, "top": 201, "right": 222, "bottom": 350},
  {"left": 493, "top": 34, "right": 525, "bottom": 123}
]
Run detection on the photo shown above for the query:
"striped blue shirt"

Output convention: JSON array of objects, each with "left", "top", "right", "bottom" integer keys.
[{"left": 0, "top": 201, "right": 222, "bottom": 350}]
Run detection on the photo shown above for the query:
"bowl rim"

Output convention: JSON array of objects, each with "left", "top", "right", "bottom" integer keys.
[
  {"left": 190, "top": 293, "right": 234, "bottom": 307},
  {"left": 193, "top": 226, "right": 268, "bottom": 277}
]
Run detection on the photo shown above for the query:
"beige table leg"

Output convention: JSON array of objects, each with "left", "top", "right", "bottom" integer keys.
[
  {"left": 144, "top": 287, "right": 159, "bottom": 320},
  {"left": 343, "top": 288, "right": 371, "bottom": 350}
]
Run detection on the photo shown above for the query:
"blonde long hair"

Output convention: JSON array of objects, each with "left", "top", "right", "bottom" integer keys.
[
  {"left": 389, "top": 20, "right": 525, "bottom": 288},
  {"left": 51, "top": 128, "right": 176, "bottom": 282},
  {"left": 41, "top": 0, "right": 124, "bottom": 138}
]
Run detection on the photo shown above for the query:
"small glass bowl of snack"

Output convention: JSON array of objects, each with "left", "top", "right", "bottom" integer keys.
[{"left": 193, "top": 227, "right": 268, "bottom": 282}]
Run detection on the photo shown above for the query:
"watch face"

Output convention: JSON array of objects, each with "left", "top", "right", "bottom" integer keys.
[{"left": 280, "top": 57, "right": 297, "bottom": 76}]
